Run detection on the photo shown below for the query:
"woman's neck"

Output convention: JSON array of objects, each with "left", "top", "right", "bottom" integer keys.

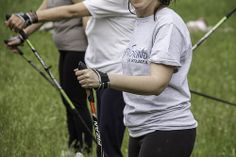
[{"left": 136, "top": 1, "right": 162, "bottom": 18}]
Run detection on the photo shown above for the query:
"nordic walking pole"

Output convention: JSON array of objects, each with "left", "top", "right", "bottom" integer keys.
[
  {"left": 4, "top": 16, "right": 97, "bottom": 142},
  {"left": 190, "top": 6, "right": 236, "bottom": 107},
  {"left": 192, "top": 6, "right": 236, "bottom": 51},
  {"left": 7, "top": 46, "right": 98, "bottom": 143},
  {"left": 190, "top": 89, "right": 236, "bottom": 107},
  {"left": 78, "top": 61, "right": 105, "bottom": 157},
  {"left": 3, "top": 43, "right": 56, "bottom": 87},
  {"left": 22, "top": 37, "right": 98, "bottom": 144},
  {"left": 17, "top": 48, "right": 55, "bottom": 87}
]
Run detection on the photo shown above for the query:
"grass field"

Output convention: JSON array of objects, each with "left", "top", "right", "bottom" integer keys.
[{"left": 0, "top": 0, "right": 236, "bottom": 157}]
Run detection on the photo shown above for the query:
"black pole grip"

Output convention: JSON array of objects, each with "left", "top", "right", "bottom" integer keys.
[
  {"left": 3, "top": 40, "right": 8, "bottom": 44},
  {"left": 78, "top": 61, "right": 87, "bottom": 70},
  {"left": 226, "top": 6, "right": 236, "bottom": 18},
  {"left": 5, "top": 14, "right": 11, "bottom": 20}
]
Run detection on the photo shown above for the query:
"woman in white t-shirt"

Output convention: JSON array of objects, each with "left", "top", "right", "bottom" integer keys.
[
  {"left": 5, "top": 1, "right": 135, "bottom": 157},
  {"left": 75, "top": 0, "right": 198, "bottom": 157}
]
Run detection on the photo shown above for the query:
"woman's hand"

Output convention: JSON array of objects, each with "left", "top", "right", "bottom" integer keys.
[
  {"left": 5, "top": 12, "right": 38, "bottom": 32},
  {"left": 5, "top": 14, "right": 25, "bottom": 32},
  {"left": 4, "top": 34, "right": 25, "bottom": 53},
  {"left": 74, "top": 68, "right": 100, "bottom": 89}
]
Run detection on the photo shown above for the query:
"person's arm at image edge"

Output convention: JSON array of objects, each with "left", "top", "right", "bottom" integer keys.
[
  {"left": 26, "top": 0, "right": 87, "bottom": 34},
  {"left": 36, "top": 2, "right": 90, "bottom": 22},
  {"left": 5, "top": 1, "right": 91, "bottom": 32},
  {"left": 4, "top": 0, "right": 48, "bottom": 50}
]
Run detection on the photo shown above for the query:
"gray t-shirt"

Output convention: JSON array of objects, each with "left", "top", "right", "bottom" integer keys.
[
  {"left": 47, "top": 0, "right": 87, "bottom": 51},
  {"left": 122, "top": 8, "right": 197, "bottom": 137}
]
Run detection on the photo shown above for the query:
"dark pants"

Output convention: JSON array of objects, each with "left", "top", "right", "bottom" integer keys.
[
  {"left": 128, "top": 128, "right": 196, "bottom": 157},
  {"left": 59, "top": 50, "right": 93, "bottom": 152},
  {"left": 97, "top": 88, "right": 126, "bottom": 157}
]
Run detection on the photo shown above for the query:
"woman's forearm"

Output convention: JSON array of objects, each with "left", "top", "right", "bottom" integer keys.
[
  {"left": 109, "top": 74, "right": 165, "bottom": 95},
  {"left": 36, "top": 3, "right": 90, "bottom": 22},
  {"left": 109, "top": 64, "right": 174, "bottom": 95},
  {"left": 24, "top": 0, "right": 48, "bottom": 35}
]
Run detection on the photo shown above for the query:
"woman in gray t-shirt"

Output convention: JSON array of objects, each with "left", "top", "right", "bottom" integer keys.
[{"left": 76, "top": 0, "right": 197, "bottom": 157}]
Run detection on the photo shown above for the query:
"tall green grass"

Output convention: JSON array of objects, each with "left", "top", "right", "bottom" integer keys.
[{"left": 0, "top": 0, "right": 236, "bottom": 157}]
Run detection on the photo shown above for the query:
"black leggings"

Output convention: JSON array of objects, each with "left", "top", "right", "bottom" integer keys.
[
  {"left": 59, "top": 50, "right": 93, "bottom": 152},
  {"left": 96, "top": 88, "right": 126, "bottom": 157},
  {"left": 128, "top": 128, "right": 196, "bottom": 157}
]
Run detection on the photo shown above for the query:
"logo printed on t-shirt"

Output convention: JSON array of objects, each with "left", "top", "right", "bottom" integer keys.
[{"left": 124, "top": 44, "right": 149, "bottom": 64}]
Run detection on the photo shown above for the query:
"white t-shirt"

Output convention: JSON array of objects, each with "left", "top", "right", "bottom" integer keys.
[
  {"left": 83, "top": 0, "right": 136, "bottom": 73},
  {"left": 122, "top": 8, "right": 197, "bottom": 137}
]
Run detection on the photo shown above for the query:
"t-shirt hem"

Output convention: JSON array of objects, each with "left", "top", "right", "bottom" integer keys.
[{"left": 129, "top": 124, "right": 198, "bottom": 138}]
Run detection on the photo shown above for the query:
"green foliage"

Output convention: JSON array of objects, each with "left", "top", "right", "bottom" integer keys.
[{"left": 0, "top": 0, "right": 236, "bottom": 157}]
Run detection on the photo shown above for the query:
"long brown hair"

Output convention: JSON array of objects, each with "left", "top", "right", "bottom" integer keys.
[
  {"left": 128, "top": 0, "right": 175, "bottom": 17},
  {"left": 154, "top": 0, "right": 175, "bottom": 20},
  {"left": 159, "top": 0, "right": 173, "bottom": 5},
  {"left": 128, "top": 0, "right": 135, "bottom": 15}
]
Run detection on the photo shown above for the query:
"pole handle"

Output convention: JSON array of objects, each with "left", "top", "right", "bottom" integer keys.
[
  {"left": 78, "top": 61, "right": 87, "bottom": 70},
  {"left": 5, "top": 14, "right": 11, "bottom": 20}
]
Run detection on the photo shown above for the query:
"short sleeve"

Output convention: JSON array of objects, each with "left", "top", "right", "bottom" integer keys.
[
  {"left": 83, "top": 0, "right": 131, "bottom": 18},
  {"left": 150, "top": 23, "right": 184, "bottom": 68}
]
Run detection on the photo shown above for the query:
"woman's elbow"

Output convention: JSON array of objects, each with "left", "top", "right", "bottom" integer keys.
[
  {"left": 67, "top": 3, "right": 90, "bottom": 18},
  {"left": 151, "top": 84, "right": 167, "bottom": 95}
]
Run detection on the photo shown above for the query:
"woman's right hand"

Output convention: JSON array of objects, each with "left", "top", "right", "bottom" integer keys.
[{"left": 74, "top": 68, "right": 101, "bottom": 89}]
